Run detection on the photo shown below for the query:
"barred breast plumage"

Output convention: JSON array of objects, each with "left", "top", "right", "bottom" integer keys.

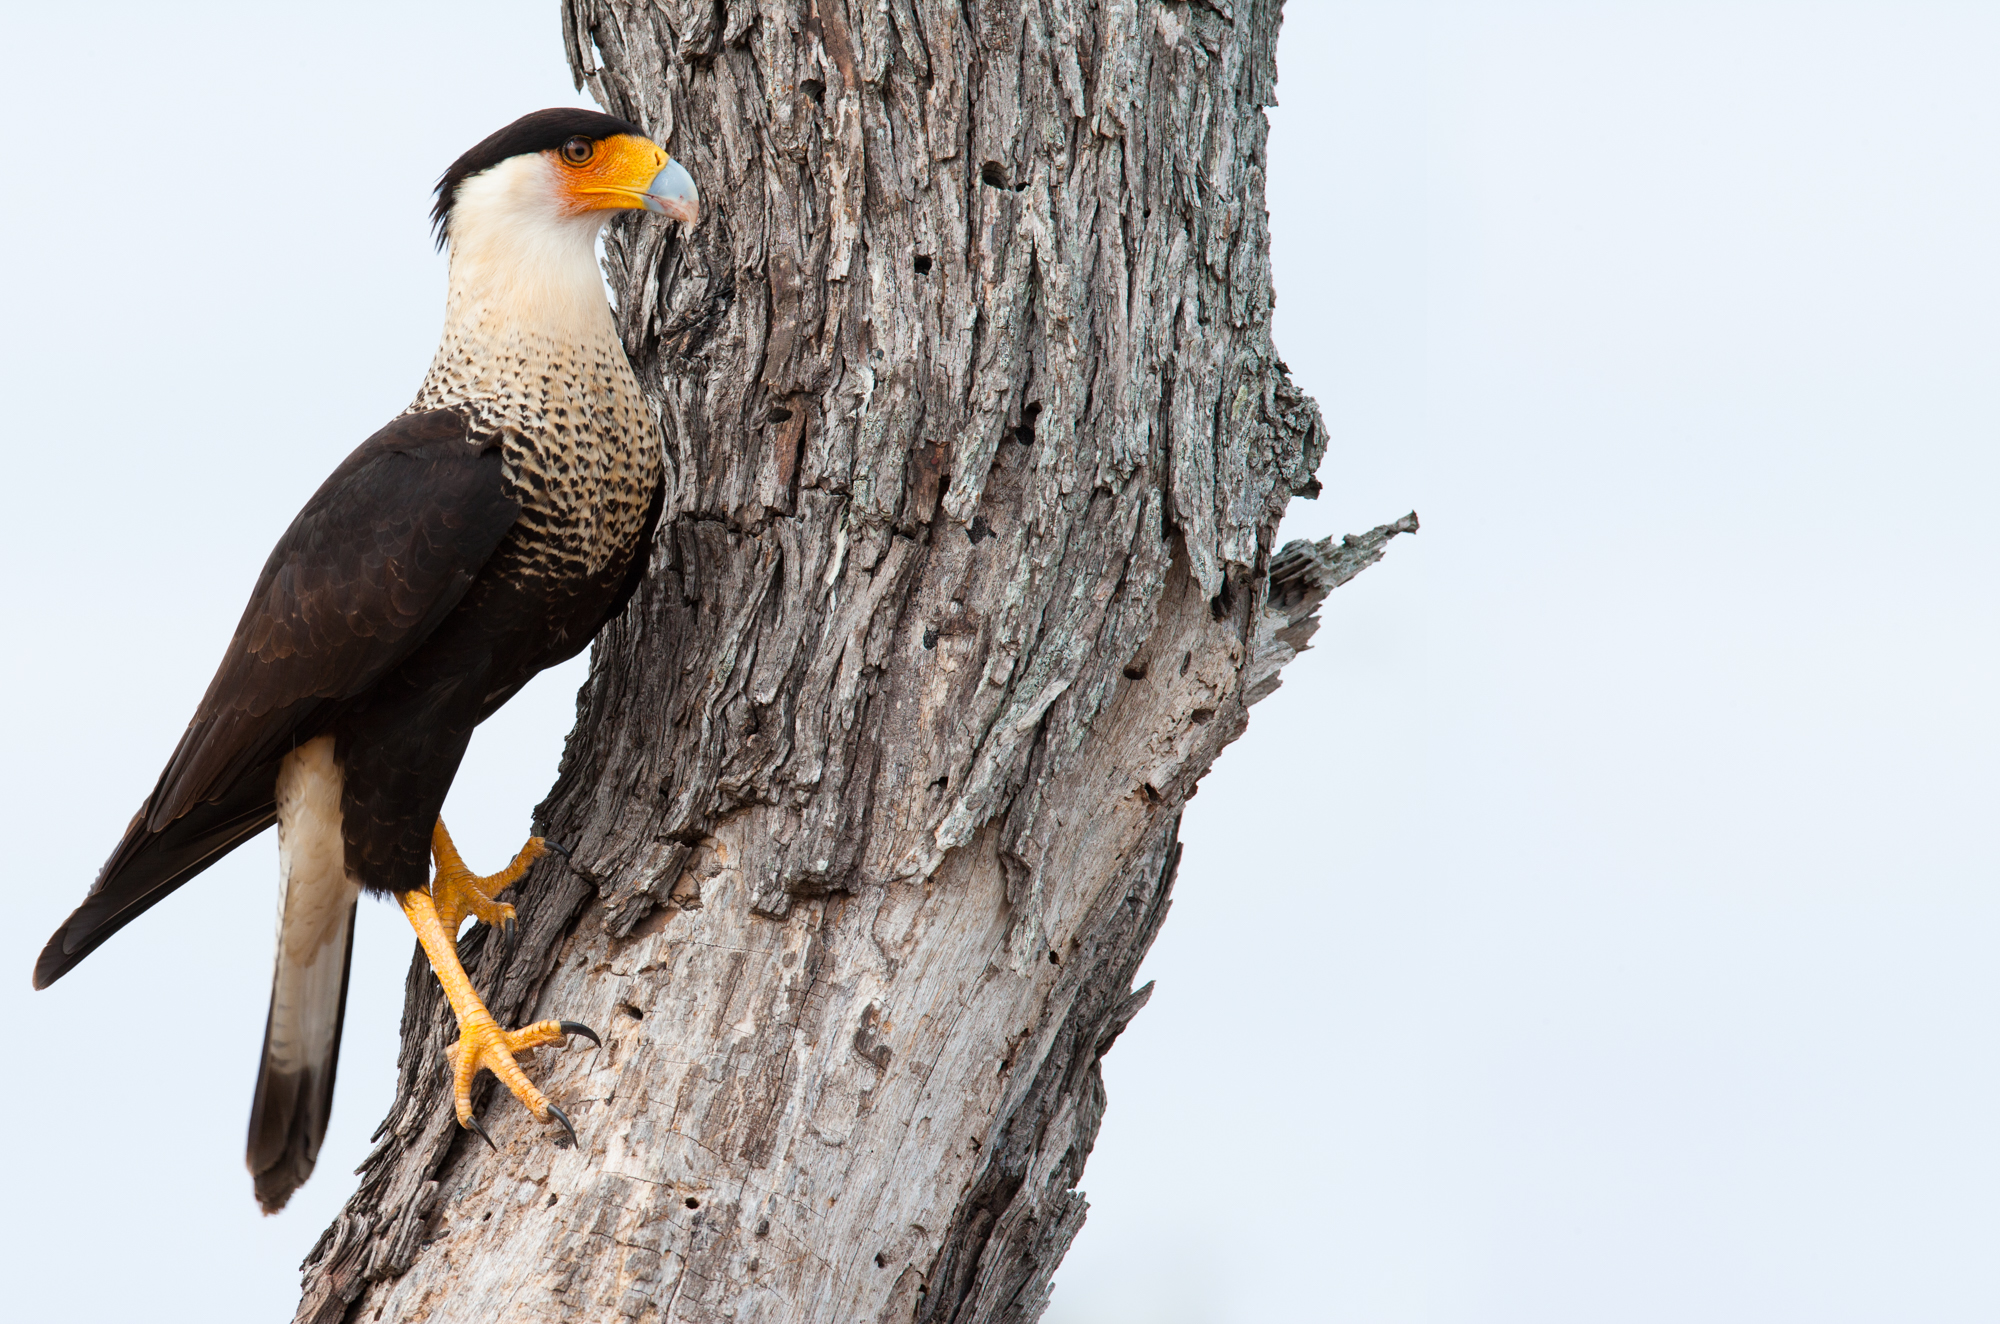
[{"left": 410, "top": 316, "right": 661, "bottom": 586}]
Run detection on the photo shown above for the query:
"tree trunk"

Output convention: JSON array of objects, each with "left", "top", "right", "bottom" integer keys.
[{"left": 293, "top": 2, "right": 1407, "bottom": 1320}]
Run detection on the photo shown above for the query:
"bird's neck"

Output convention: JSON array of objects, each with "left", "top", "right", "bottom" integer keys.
[{"left": 411, "top": 210, "right": 624, "bottom": 422}]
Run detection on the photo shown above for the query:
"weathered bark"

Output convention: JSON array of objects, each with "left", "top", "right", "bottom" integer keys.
[{"left": 294, "top": 2, "right": 1408, "bottom": 1320}]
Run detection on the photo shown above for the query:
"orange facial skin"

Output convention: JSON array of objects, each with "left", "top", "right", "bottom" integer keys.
[{"left": 552, "top": 132, "right": 671, "bottom": 214}]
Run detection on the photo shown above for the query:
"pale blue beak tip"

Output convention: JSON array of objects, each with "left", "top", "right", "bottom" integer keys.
[{"left": 643, "top": 159, "right": 700, "bottom": 224}]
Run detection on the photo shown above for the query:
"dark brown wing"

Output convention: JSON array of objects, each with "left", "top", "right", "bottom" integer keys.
[{"left": 34, "top": 409, "right": 520, "bottom": 989}]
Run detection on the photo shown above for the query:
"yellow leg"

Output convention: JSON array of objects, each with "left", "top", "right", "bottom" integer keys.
[{"left": 400, "top": 819, "right": 599, "bottom": 1149}]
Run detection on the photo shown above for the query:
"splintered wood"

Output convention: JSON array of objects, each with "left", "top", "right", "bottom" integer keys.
[{"left": 296, "top": 2, "right": 1408, "bottom": 1321}]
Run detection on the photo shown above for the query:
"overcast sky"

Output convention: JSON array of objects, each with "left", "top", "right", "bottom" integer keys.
[{"left": 3, "top": 4, "right": 1997, "bottom": 1323}]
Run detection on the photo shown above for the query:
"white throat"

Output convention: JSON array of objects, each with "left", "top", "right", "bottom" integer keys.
[{"left": 437, "top": 153, "right": 616, "bottom": 348}]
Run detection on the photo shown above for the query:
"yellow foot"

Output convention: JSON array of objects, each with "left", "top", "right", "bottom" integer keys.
[
  {"left": 444, "top": 1011, "right": 599, "bottom": 1149},
  {"left": 400, "top": 822, "right": 599, "bottom": 1150},
  {"left": 431, "top": 819, "right": 549, "bottom": 937}
]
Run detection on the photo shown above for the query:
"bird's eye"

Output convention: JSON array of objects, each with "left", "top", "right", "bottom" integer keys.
[{"left": 561, "top": 137, "right": 594, "bottom": 166}]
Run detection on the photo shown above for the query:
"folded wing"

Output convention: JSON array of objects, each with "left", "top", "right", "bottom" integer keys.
[{"left": 34, "top": 409, "right": 521, "bottom": 989}]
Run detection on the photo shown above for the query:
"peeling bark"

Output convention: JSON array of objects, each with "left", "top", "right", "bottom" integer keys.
[{"left": 294, "top": 2, "right": 1408, "bottom": 1320}]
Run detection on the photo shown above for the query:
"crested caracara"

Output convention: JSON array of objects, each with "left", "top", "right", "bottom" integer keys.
[{"left": 34, "top": 108, "right": 698, "bottom": 1213}]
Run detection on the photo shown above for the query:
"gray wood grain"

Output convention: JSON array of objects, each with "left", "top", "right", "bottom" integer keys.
[{"left": 293, "top": 2, "right": 1408, "bottom": 1319}]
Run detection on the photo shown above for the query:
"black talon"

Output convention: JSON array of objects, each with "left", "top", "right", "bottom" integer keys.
[
  {"left": 502, "top": 916, "right": 517, "bottom": 945},
  {"left": 558, "top": 1020, "right": 602, "bottom": 1049},
  {"left": 465, "top": 1112, "right": 497, "bottom": 1152},
  {"left": 547, "top": 1104, "right": 578, "bottom": 1149},
  {"left": 543, "top": 839, "right": 573, "bottom": 859}
]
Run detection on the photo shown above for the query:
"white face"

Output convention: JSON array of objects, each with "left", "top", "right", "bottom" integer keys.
[
  {"left": 438, "top": 154, "right": 619, "bottom": 339},
  {"left": 438, "top": 140, "right": 698, "bottom": 333},
  {"left": 452, "top": 153, "right": 608, "bottom": 265}
]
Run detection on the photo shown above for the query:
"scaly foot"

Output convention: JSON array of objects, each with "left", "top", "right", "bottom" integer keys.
[
  {"left": 401, "top": 821, "right": 600, "bottom": 1148},
  {"left": 430, "top": 819, "right": 543, "bottom": 937},
  {"left": 444, "top": 1012, "right": 597, "bottom": 1148}
]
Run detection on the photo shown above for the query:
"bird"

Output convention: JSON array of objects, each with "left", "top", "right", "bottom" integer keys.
[{"left": 32, "top": 108, "right": 698, "bottom": 1213}]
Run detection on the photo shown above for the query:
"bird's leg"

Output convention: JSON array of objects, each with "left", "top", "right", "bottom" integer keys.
[{"left": 399, "top": 822, "right": 600, "bottom": 1148}]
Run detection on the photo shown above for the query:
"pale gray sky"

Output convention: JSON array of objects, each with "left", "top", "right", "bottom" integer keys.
[{"left": 4, "top": 4, "right": 1997, "bottom": 1323}]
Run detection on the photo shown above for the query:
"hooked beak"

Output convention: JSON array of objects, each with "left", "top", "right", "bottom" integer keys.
[{"left": 642, "top": 159, "right": 700, "bottom": 224}]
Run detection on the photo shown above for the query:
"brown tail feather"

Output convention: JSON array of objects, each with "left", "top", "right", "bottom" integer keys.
[
  {"left": 247, "top": 890, "right": 356, "bottom": 1214},
  {"left": 34, "top": 785, "right": 276, "bottom": 990}
]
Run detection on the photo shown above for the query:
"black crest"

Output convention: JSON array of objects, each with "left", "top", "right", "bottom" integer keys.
[{"left": 431, "top": 107, "right": 648, "bottom": 245}]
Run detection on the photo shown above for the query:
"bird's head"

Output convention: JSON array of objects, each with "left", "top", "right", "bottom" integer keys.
[{"left": 430, "top": 108, "right": 699, "bottom": 252}]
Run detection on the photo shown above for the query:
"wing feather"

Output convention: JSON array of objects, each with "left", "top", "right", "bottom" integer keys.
[{"left": 34, "top": 409, "right": 521, "bottom": 988}]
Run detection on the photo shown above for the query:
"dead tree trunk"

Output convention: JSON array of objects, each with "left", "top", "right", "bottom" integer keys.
[{"left": 294, "top": 2, "right": 1409, "bottom": 1319}]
